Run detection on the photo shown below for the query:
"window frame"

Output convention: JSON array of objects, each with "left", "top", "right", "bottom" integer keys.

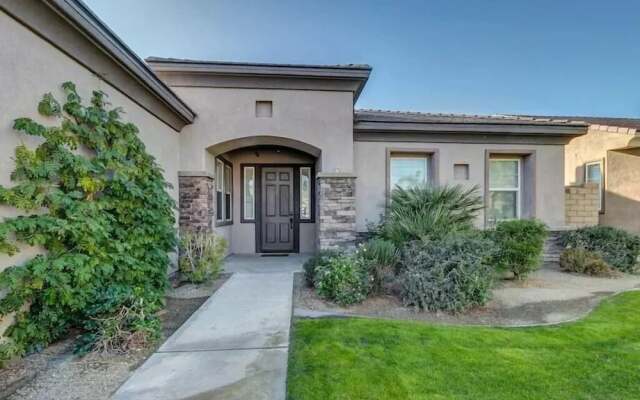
[
  {"left": 585, "top": 160, "right": 604, "bottom": 212},
  {"left": 488, "top": 158, "right": 521, "bottom": 221},
  {"left": 242, "top": 166, "right": 256, "bottom": 222},
  {"left": 215, "top": 157, "right": 233, "bottom": 226},
  {"left": 487, "top": 157, "right": 522, "bottom": 223}
]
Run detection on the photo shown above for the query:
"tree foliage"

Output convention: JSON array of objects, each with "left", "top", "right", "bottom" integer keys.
[{"left": 0, "top": 83, "right": 176, "bottom": 359}]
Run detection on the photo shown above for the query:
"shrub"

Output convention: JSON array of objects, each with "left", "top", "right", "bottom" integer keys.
[
  {"left": 399, "top": 233, "right": 496, "bottom": 312},
  {"left": 314, "top": 255, "right": 370, "bottom": 306},
  {"left": 559, "top": 248, "right": 614, "bottom": 277},
  {"left": 560, "top": 226, "right": 640, "bottom": 273},
  {"left": 178, "top": 231, "right": 227, "bottom": 283},
  {"left": 490, "top": 219, "right": 548, "bottom": 280},
  {"left": 355, "top": 238, "right": 399, "bottom": 294},
  {"left": 303, "top": 249, "right": 343, "bottom": 287},
  {"left": 0, "top": 83, "right": 176, "bottom": 356},
  {"left": 381, "top": 184, "right": 483, "bottom": 245}
]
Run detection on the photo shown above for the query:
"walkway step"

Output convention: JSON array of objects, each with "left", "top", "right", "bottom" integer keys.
[{"left": 113, "top": 272, "right": 294, "bottom": 400}]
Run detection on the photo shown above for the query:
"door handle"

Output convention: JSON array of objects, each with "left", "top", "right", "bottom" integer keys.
[{"left": 289, "top": 217, "right": 293, "bottom": 228}]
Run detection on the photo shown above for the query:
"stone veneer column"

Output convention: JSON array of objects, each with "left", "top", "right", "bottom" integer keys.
[
  {"left": 178, "top": 171, "right": 215, "bottom": 232},
  {"left": 317, "top": 173, "right": 357, "bottom": 250}
]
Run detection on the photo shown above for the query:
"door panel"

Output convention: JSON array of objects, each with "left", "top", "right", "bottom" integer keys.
[{"left": 261, "top": 167, "right": 294, "bottom": 252}]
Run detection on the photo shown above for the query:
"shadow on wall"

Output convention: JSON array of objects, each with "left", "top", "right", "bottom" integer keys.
[{"left": 602, "top": 148, "right": 640, "bottom": 234}]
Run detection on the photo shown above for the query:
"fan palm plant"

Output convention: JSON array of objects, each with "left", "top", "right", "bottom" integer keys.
[{"left": 382, "top": 184, "right": 484, "bottom": 244}]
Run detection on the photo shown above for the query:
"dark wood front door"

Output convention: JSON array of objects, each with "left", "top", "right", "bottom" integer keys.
[{"left": 261, "top": 167, "right": 294, "bottom": 252}]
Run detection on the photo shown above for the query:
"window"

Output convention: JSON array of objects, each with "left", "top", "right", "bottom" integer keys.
[
  {"left": 389, "top": 154, "right": 429, "bottom": 190},
  {"left": 216, "top": 158, "right": 232, "bottom": 223},
  {"left": 243, "top": 166, "right": 255, "bottom": 220},
  {"left": 300, "top": 167, "right": 311, "bottom": 220},
  {"left": 454, "top": 163, "right": 469, "bottom": 180},
  {"left": 488, "top": 159, "right": 520, "bottom": 221},
  {"left": 255, "top": 101, "right": 273, "bottom": 117},
  {"left": 224, "top": 164, "right": 232, "bottom": 220},
  {"left": 585, "top": 161, "right": 603, "bottom": 211}
]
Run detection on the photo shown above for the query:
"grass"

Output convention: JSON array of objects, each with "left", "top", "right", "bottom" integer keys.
[{"left": 287, "top": 291, "right": 640, "bottom": 400}]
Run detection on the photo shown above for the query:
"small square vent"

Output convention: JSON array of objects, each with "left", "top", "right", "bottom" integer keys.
[
  {"left": 255, "top": 101, "right": 273, "bottom": 117},
  {"left": 454, "top": 163, "right": 470, "bottom": 180}
]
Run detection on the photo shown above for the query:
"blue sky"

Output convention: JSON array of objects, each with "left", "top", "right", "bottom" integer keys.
[{"left": 85, "top": 0, "right": 640, "bottom": 117}]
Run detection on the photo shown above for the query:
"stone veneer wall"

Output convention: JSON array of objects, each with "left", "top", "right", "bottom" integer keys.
[
  {"left": 565, "top": 182, "right": 600, "bottom": 228},
  {"left": 178, "top": 172, "right": 215, "bottom": 232},
  {"left": 317, "top": 174, "right": 357, "bottom": 250}
]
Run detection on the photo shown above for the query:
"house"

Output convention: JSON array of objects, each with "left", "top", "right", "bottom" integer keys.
[
  {"left": 562, "top": 118, "right": 640, "bottom": 233},
  {"left": 0, "top": 0, "right": 599, "bottom": 263}
]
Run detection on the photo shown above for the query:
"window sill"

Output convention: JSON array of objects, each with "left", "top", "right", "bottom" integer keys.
[{"left": 215, "top": 220, "right": 233, "bottom": 227}]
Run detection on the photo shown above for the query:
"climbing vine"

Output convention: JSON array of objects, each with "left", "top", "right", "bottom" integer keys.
[{"left": 0, "top": 82, "right": 176, "bottom": 361}]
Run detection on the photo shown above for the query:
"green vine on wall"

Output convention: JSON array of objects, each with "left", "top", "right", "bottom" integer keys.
[{"left": 0, "top": 82, "right": 176, "bottom": 361}]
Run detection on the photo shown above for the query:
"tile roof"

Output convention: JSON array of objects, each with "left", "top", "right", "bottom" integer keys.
[
  {"left": 355, "top": 109, "right": 588, "bottom": 126},
  {"left": 514, "top": 115, "right": 640, "bottom": 130}
]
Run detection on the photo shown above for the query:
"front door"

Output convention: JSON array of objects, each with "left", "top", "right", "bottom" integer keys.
[{"left": 261, "top": 167, "right": 294, "bottom": 252}]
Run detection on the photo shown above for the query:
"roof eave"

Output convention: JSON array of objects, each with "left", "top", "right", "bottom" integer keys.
[
  {"left": 354, "top": 121, "right": 588, "bottom": 136},
  {"left": 42, "top": 0, "right": 196, "bottom": 125},
  {"left": 147, "top": 58, "right": 371, "bottom": 103}
]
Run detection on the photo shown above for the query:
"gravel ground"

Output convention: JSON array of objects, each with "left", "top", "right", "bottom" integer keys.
[
  {"left": 294, "top": 263, "right": 640, "bottom": 326},
  {"left": 1, "top": 275, "right": 229, "bottom": 400}
]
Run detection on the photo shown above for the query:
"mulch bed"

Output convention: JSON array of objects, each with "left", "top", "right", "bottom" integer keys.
[{"left": 0, "top": 274, "right": 229, "bottom": 400}]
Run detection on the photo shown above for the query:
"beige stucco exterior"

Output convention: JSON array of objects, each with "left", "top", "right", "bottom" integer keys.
[
  {"left": 171, "top": 87, "right": 354, "bottom": 174},
  {"left": 565, "top": 125, "right": 640, "bottom": 233},
  {"left": 0, "top": 10, "right": 182, "bottom": 335},
  {"left": 355, "top": 141, "right": 567, "bottom": 231}
]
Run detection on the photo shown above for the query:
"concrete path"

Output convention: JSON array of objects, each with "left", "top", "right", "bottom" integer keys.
[{"left": 113, "top": 255, "right": 305, "bottom": 400}]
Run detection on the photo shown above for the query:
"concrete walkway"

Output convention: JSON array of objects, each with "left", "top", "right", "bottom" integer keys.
[{"left": 113, "top": 255, "right": 305, "bottom": 400}]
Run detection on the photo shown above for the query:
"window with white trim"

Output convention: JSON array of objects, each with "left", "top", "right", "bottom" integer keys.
[
  {"left": 389, "top": 154, "right": 429, "bottom": 190},
  {"left": 243, "top": 166, "right": 255, "bottom": 220},
  {"left": 488, "top": 158, "right": 521, "bottom": 221},
  {"left": 216, "top": 158, "right": 232, "bottom": 223},
  {"left": 585, "top": 161, "right": 603, "bottom": 211}
]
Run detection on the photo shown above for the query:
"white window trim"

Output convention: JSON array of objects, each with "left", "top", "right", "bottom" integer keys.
[
  {"left": 585, "top": 161, "right": 603, "bottom": 212},
  {"left": 243, "top": 166, "right": 255, "bottom": 221},
  {"left": 389, "top": 155, "right": 429, "bottom": 190},
  {"left": 489, "top": 158, "right": 521, "bottom": 220}
]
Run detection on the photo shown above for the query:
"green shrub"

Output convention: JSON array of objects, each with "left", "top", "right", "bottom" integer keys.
[
  {"left": 355, "top": 238, "right": 399, "bottom": 294},
  {"left": 559, "top": 248, "right": 614, "bottom": 277},
  {"left": 560, "top": 226, "right": 640, "bottom": 273},
  {"left": 303, "top": 249, "right": 343, "bottom": 287},
  {"left": 314, "top": 255, "right": 370, "bottom": 306},
  {"left": 399, "top": 233, "right": 496, "bottom": 312},
  {"left": 0, "top": 83, "right": 176, "bottom": 356},
  {"left": 490, "top": 219, "right": 548, "bottom": 280},
  {"left": 381, "top": 184, "right": 483, "bottom": 245},
  {"left": 178, "top": 231, "right": 227, "bottom": 283}
]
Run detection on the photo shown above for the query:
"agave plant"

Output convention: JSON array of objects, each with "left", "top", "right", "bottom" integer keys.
[{"left": 381, "top": 184, "right": 484, "bottom": 244}]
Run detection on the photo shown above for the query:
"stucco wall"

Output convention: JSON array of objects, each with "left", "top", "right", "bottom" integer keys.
[
  {"left": 0, "top": 11, "right": 181, "bottom": 335},
  {"left": 604, "top": 148, "right": 640, "bottom": 233},
  {"left": 172, "top": 87, "right": 354, "bottom": 174},
  {"left": 564, "top": 126, "right": 640, "bottom": 232},
  {"left": 354, "top": 141, "right": 566, "bottom": 231}
]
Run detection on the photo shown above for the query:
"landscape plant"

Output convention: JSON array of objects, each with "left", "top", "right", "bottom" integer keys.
[
  {"left": 559, "top": 248, "right": 614, "bottom": 277},
  {"left": 380, "top": 184, "right": 484, "bottom": 244},
  {"left": 489, "top": 219, "right": 548, "bottom": 280},
  {"left": 560, "top": 226, "right": 640, "bottom": 273},
  {"left": 355, "top": 238, "right": 399, "bottom": 294},
  {"left": 399, "top": 233, "right": 496, "bottom": 312},
  {"left": 178, "top": 230, "right": 227, "bottom": 283},
  {"left": 0, "top": 83, "right": 176, "bottom": 362},
  {"left": 313, "top": 254, "right": 370, "bottom": 306},
  {"left": 302, "top": 249, "right": 343, "bottom": 287}
]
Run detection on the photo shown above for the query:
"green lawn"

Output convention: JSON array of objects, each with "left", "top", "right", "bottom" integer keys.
[{"left": 287, "top": 292, "right": 640, "bottom": 400}]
